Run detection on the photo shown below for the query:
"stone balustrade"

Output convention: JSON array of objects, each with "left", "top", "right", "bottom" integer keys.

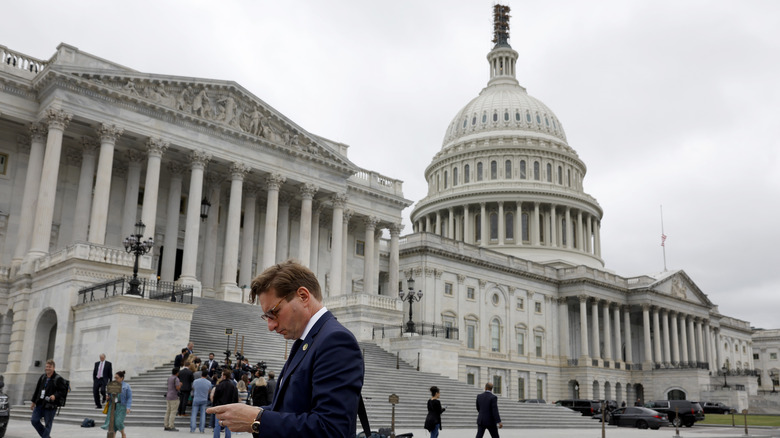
[
  {"left": 32, "top": 242, "right": 152, "bottom": 272},
  {"left": 325, "top": 292, "right": 401, "bottom": 311},
  {"left": 349, "top": 168, "right": 404, "bottom": 197},
  {"left": 0, "top": 45, "right": 46, "bottom": 75}
]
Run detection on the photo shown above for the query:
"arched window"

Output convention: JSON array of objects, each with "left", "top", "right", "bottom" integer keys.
[
  {"left": 464, "top": 164, "right": 470, "bottom": 183},
  {"left": 472, "top": 115, "right": 477, "bottom": 126},
  {"left": 444, "top": 170, "right": 448, "bottom": 189},
  {"left": 558, "top": 166, "right": 563, "bottom": 185},
  {"left": 463, "top": 118, "right": 467, "bottom": 128},
  {"left": 521, "top": 212, "right": 529, "bottom": 242},
  {"left": 490, "top": 161, "right": 497, "bottom": 180},
  {"left": 492, "top": 112, "right": 498, "bottom": 122},
  {"left": 533, "top": 162, "right": 540, "bottom": 180},
  {"left": 504, "top": 111, "right": 509, "bottom": 121},
  {"left": 538, "top": 213, "right": 544, "bottom": 242},
  {"left": 515, "top": 111, "right": 521, "bottom": 121},
  {"left": 491, "top": 318, "right": 501, "bottom": 352},
  {"left": 453, "top": 167, "right": 459, "bottom": 186},
  {"left": 505, "top": 212, "right": 514, "bottom": 240},
  {"left": 505, "top": 160, "right": 512, "bottom": 179},
  {"left": 482, "top": 113, "right": 487, "bottom": 124},
  {"left": 490, "top": 212, "right": 498, "bottom": 240},
  {"left": 477, "top": 162, "right": 483, "bottom": 181},
  {"left": 520, "top": 160, "right": 526, "bottom": 179},
  {"left": 546, "top": 163, "right": 552, "bottom": 182}
]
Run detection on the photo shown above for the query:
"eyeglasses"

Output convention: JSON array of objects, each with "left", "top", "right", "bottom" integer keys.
[{"left": 260, "top": 290, "right": 298, "bottom": 321}]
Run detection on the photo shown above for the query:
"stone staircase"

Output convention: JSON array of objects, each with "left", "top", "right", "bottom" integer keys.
[{"left": 11, "top": 297, "right": 599, "bottom": 429}]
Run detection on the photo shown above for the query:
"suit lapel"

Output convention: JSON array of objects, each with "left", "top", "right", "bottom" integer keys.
[{"left": 271, "top": 311, "right": 333, "bottom": 410}]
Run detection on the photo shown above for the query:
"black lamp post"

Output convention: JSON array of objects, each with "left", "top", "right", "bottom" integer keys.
[
  {"left": 771, "top": 371, "right": 777, "bottom": 393},
  {"left": 200, "top": 197, "right": 211, "bottom": 221},
  {"left": 123, "top": 220, "right": 154, "bottom": 296},
  {"left": 398, "top": 274, "right": 423, "bottom": 333},
  {"left": 721, "top": 366, "right": 730, "bottom": 388}
]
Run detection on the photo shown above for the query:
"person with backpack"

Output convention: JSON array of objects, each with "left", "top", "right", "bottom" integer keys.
[{"left": 30, "top": 358, "right": 68, "bottom": 438}]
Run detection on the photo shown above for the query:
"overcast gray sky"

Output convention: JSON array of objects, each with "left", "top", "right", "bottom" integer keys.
[{"left": 5, "top": 0, "right": 779, "bottom": 329}]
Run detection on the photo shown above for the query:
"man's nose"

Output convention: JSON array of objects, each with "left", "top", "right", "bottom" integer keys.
[{"left": 267, "top": 319, "right": 277, "bottom": 331}]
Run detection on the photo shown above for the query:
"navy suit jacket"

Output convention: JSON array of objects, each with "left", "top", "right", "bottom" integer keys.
[
  {"left": 260, "top": 310, "right": 363, "bottom": 438},
  {"left": 93, "top": 360, "right": 113, "bottom": 382},
  {"left": 476, "top": 390, "right": 501, "bottom": 426}
]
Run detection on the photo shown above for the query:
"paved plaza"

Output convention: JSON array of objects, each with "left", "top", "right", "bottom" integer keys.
[{"left": 7, "top": 420, "right": 780, "bottom": 438}]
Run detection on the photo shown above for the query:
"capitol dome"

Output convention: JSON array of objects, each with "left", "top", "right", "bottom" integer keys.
[{"left": 411, "top": 5, "right": 604, "bottom": 269}]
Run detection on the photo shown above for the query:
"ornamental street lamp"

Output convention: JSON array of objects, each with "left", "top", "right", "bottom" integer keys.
[
  {"left": 721, "top": 366, "right": 730, "bottom": 389},
  {"left": 123, "top": 220, "right": 154, "bottom": 296},
  {"left": 398, "top": 274, "right": 423, "bottom": 334},
  {"left": 200, "top": 197, "right": 211, "bottom": 221}
]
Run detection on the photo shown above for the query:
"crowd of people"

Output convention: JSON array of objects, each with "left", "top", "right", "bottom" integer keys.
[{"left": 164, "top": 342, "right": 277, "bottom": 434}]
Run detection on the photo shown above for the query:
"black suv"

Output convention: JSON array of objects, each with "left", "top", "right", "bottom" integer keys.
[
  {"left": 645, "top": 400, "right": 704, "bottom": 427},
  {"left": 702, "top": 402, "right": 732, "bottom": 414},
  {"left": 554, "top": 399, "right": 602, "bottom": 416}
]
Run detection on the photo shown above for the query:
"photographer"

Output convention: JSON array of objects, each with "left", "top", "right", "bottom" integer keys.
[{"left": 30, "top": 359, "right": 67, "bottom": 438}]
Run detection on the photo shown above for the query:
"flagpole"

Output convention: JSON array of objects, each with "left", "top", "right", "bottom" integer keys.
[{"left": 660, "top": 205, "right": 667, "bottom": 272}]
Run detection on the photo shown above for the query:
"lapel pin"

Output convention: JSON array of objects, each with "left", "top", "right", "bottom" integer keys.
[{"left": 302, "top": 343, "right": 309, "bottom": 351}]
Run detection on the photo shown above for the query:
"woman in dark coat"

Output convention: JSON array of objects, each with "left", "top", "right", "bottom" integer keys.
[{"left": 424, "top": 386, "right": 445, "bottom": 438}]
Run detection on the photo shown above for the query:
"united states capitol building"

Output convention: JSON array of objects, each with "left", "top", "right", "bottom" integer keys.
[{"left": 0, "top": 5, "right": 777, "bottom": 411}]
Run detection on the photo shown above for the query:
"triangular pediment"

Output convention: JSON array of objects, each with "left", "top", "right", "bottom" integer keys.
[
  {"left": 38, "top": 44, "right": 356, "bottom": 172},
  {"left": 647, "top": 270, "right": 713, "bottom": 306}
]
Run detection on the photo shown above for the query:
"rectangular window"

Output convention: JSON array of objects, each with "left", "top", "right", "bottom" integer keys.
[
  {"left": 467, "top": 326, "right": 475, "bottom": 349},
  {"left": 467, "top": 373, "right": 475, "bottom": 385},
  {"left": 493, "top": 376, "right": 502, "bottom": 394},
  {"left": 536, "top": 379, "right": 544, "bottom": 399},
  {"left": 444, "top": 321, "right": 454, "bottom": 339},
  {"left": 771, "top": 352, "right": 778, "bottom": 360},
  {"left": 467, "top": 287, "right": 475, "bottom": 300},
  {"left": 753, "top": 353, "right": 759, "bottom": 360},
  {"left": 517, "top": 298, "right": 524, "bottom": 310},
  {"left": 444, "top": 282, "right": 453, "bottom": 296},
  {"left": 535, "top": 301, "right": 542, "bottom": 314},
  {"left": 517, "top": 377, "right": 525, "bottom": 400},
  {"left": 535, "top": 335, "right": 543, "bottom": 358},
  {"left": 355, "top": 240, "right": 365, "bottom": 256},
  {"left": 0, "top": 152, "right": 8, "bottom": 176},
  {"left": 517, "top": 333, "right": 525, "bottom": 355}
]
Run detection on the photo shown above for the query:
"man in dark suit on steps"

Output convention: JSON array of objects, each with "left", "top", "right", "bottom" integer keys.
[
  {"left": 476, "top": 382, "right": 502, "bottom": 438},
  {"left": 209, "top": 260, "right": 364, "bottom": 438},
  {"left": 93, "top": 353, "right": 112, "bottom": 408}
]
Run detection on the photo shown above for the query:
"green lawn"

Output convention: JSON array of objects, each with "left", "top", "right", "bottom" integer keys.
[{"left": 698, "top": 413, "right": 780, "bottom": 427}]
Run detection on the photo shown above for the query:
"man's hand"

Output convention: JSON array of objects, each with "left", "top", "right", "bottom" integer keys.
[
  {"left": 30, "top": 402, "right": 35, "bottom": 411},
  {"left": 498, "top": 422, "right": 503, "bottom": 429},
  {"left": 207, "top": 403, "right": 259, "bottom": 433}
]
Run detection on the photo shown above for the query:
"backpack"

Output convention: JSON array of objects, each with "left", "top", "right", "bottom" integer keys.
[
  {"left": 56, "top": 376, "right": 71, "bottom": 407},
  {"left": 81, "top": 418, "right": 95, "bottom": 427}
]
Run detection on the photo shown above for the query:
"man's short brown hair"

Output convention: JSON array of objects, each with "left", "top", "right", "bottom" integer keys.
[
  {"left": 46, "top": 359, "right": 55, "bottom": 367},
  {"left": 249, "top": 259, "right": 321, "bottom": 304}
]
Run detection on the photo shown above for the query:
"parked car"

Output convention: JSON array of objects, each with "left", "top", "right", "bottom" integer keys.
[
  {"left": 0, "top": 376, "right": 8, "bottom": 438},
  {"left": 607, "top": 406, "right": 670, "bottom": 430},
  {"left": 645, "top": 400, "right": 705, "bottom": 427},
  {"left": 554, "top": 399, "right": 601, "bottom": 416},
  {"left": 702, "top": 402, "right": 733, "bottom": 414},
  {"left": 519, "top": 398, "right": 546, "bottom": 403}
]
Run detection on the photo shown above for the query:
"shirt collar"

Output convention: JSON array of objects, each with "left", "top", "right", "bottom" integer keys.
[{"left": 299, "top": 307, "right": 328, "bottom": 341}]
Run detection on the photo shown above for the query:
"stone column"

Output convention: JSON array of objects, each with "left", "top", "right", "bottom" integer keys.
[
  {"left": 261, "top": 173, "right": 285, "bottom": 270},
  {"left": 275, "top": 193, "right": 291, "bottom": 262},
  {"left": 686, "top": 316, "right": 697, "bottom": 365},
  {"left": 160, "top": 162, "right": 186, "bottom": 281},
  {"left": 140, "top": 138, "right": 169, "bottom": 240},
  {"left": 13, "top": 123, "right": 47, "bottom": 264},
  {"left": 670, "top": 311, "right": 680, "bottom": 366},
  {"left": 550, "top": 205, "right": 557, "bottom": 247},
  {"left": 714, "top": 328, "right": 722, "bottom": 369},
  {"left": 602, "top": 301, "right": 612, "bottom": 361},
  {"left": 28, "top": 109, "right": 72, "bottom": 259},
  {"left": 297, "top": 183, "right": 318, "bottom": 265},
  {"left": 72, "top": 137, "right": 99, "bottom": 242},
  {"left": 363, "top": 216, "right": 379, "bottom": 294},
  {"left": 622, "top": 305, "right": 633, "bottom": 364},
  {"left": 425, "top": 215, "right": 431, "bottom": 233},
  {"left": 310, "top": 204, "right": 322, "bottom": 271},
  {"left": 703, "top": 320, "right": 712, "bottom": 370},
  {"left": 695, "top": 319, "right": 705, "bottom": 363},
  {"left": 435, "top": 211, "right": 441, "bottom": 235},
  {"left": 329, "top": 194, "right": 347, "bottom": 296},
  {"left": 612, "top": 304, "right": 622, "bottom": 363},
  {"left": 238, "top": 184, "right": 259, "bottom": 288},
  {"left": 219, "top": 162, "right": 250, "bottom": 299},
  {"left": 652, "top": 307, "right": 662, "bottom": 365},
  {"left": 594, "top": 220, "right": 602, "bottom": 257},
  {"left": 387, "top": 223, "right": 402, "bottom": 296},
  {"left": 480, "top": 202, "right": 487, "bottom": 243},
  {"left": 558, "top": 298, "right": 570, "bottom": 360},
  {"left": 120, "top": 151, "right": 146, "bottom": 240},
  {"left": 579, "top": 295, "right": 589, "bottom": 359},
  {"left": 448, "top": 207, "right": 454, "bottom": 239},
  {"left": 88, "top": 124, "right": 123, "bottom": 244},
  {"left": 200, "top": 174, "right": 223, "bottom": 291},
  {"left": 340, "top": 210, "right": 352, "bottom": 291},
  {"left": 576, "top": 211, "right": 583, "bottom": 250},
  {"left": 515, "top": 203, "right": 522, "bottom": 245},
  {"left": 565, "top": 207, "right": 572, "bottom": 248},
  {"left": 532, "top": 202, "right": 540, "bottom": 246},
  {"left": 661, "top": 309, "right": 671, "bottom": 365},
  {"left": 591, "top": 299, "right": 601, "bottom": 360},
  {"left": 642, "top": 304, "right": 652, "bottom": 366},
  {"left": 497, "top": 202, "right": 505, "bottom": 245},
  {"left": 586, "top": 215, "right": 593, "bottom": 253},
  {"left": 680, "top": 313, "right": 689, "bottom": 365},
  {"left": 463, "top": 205, "right": 470, "bottom": 244},
  {"left": 179, "top": 150, "right": 210, "bottom": 285}
]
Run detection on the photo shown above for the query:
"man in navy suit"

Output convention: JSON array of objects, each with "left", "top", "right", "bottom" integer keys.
[
  {"left": 209, "top": 260, "right": 364, "bottom": 437},
  {"left": 92, "top": 353, "right": 113, "bottom": 408},
  {"left": 205, "top": 353, "right": 219, "bottom": 379},
  {"left": 475, "top": 382, "right": 502, "bottom": 438}
]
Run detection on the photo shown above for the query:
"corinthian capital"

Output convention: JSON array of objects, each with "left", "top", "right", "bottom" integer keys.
[
  {"left": 167, "top": 161, "right": 187, "bottom": 176},
  {"left": 44, "top": 108, "right": 72, "bottom": 130},
  {"left": 331, "top": 192, "right": 348, "bottom": 209},
  {"left": 97, "top": 123, "right": 124, "bottom": 143},
  {"left": 146, "top": 138, "right": 169, "bottom": 157},
  {"left": 299, "top": 183, "right": 319, "bottom": 199},
  {"left": 265, "top": 173, "right": 286, "bottom": 191},
  {"left": 80, "top": 137, "right": 100, "bottom": 155},
  {"left": 28, "top": 122, "right": 48, "bottom": 142},
  {"left": 389, "top": 223, "right": 403, "bottom": 237},
  {"left": 364, "top": 216, "right": 380, "bottom": 230},
  {"left": 229, "top": 162, "right": 251, "bottom": 180},
  {"left": 188, "top": 150, "right": 211, "bottom": 169}
]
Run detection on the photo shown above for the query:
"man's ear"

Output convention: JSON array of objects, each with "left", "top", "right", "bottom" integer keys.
[{"left": 297, "top": 286, "right": 311, "bottom": 303}]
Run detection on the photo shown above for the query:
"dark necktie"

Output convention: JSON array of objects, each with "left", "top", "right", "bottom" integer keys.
[{"left": 287, "top": 339, "right": 303, "bottom": 364}]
